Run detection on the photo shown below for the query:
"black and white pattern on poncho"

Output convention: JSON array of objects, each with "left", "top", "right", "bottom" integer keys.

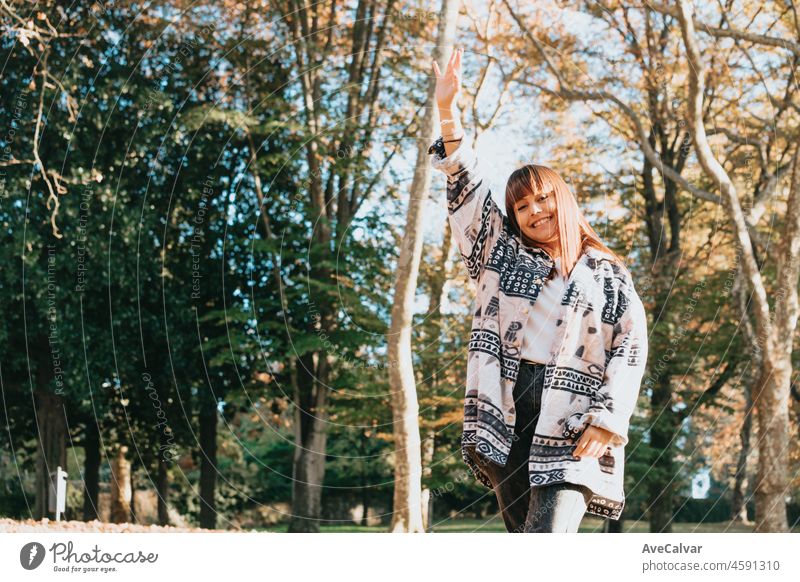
[{"left": 429, "top": 135, "right": 649, "bottom": 521}]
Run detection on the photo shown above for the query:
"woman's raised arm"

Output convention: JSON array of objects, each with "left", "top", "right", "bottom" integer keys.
[
  {"left": 428, "top": 48, "right": 506, "bottom": 284},
  {"left": 432, "top": 48, "right": 464, "bottom": 156}
]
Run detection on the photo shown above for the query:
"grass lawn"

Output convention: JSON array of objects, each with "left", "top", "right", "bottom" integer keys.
[{"left": 257, "top": 517, "right": 789, "bottom": 533}]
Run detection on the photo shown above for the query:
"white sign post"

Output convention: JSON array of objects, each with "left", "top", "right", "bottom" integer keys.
[{"left": 48, "top": 466, "right": 67, "bottom": 521}]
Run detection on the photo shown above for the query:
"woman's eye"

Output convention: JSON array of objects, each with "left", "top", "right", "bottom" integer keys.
[
  {"left": 518, "top": 205, "right": 527, "bottom": 211},
  {"left": 538, "top": 195, "right": 548, "bottom": 201}
]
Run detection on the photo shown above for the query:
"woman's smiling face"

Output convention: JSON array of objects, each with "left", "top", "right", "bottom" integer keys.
[{"left": 512, "top": 182, "right": 559, "bottom": 244}]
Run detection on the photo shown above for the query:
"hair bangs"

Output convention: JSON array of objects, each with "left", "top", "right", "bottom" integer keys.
[{"left": 505, "top": 165, "right": 553, "bottom": 207}]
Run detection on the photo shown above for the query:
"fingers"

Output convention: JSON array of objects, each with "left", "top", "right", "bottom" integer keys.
[
  {"left": 573, "top": 435, "right": 588, "bottom": 458},
  {"left": 447, "top": 46, "right": 463, "bottom": 75},
  {"left": 573, "top": 437, "right": 606, "bottom": 459},
  {"left": 433, "top": 47, "right": 462, "bottom": 80},
  {"left": 586, "top": 441, "right": 604, "bottom": 458},
  {"left": 447, "top": 46, "right": 457, "bottom": 71}
]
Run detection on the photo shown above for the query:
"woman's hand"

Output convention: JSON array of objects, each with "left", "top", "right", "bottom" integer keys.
[
  {"left": 572, "top": 425, "right": 616, "bottom": 459},
  {"left": 432, "top": 47, "right": 462, "bottom": 111}
]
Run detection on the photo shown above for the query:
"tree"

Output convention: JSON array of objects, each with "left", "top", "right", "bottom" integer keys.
[
  {"left": 675, "top": 0, "right": 799, "bottom": 532},
  {"left": 387, "top": 0, "right": 459, "bottom": 534}
]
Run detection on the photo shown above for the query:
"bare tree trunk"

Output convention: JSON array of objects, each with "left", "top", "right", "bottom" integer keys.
[
  {"left": 732, "top": 270, "right": 757, "bottom": 523},
  {"left": 388, "top": 282, "right": 425, "bottom": 532},
  {"left": 421, "top": 221, "right": 452, "bottom": 532},
  {"left": 752, "top": 357, "right": 792, "bottom": 531},
  {"left": 648, "top": 373, "right": 679, "bottom": 532},
  {"left": 732, "top": 376, "right": 755, "bottom": 523},
  {"left": 110, "top": 445, "right": 132, "bottom": 524},
  {"left": 82, "top": 420, "right": 100, "bottom": 521},
  {"left": 387, "top": 0, "right": 459, "bottom": 533},
  {"left": 420, "top": 430, "right": 435, "bottom": 531},
  {"left": 34, "top": 390, "right": 67, "bottom": 520},
  {"left": 157, "top": 454, "right": 169, "bottom": 526},
  {"left": 752, "top": 147, "right": 800, "bottom": 531},
  {"left": 130, "top": 460, "right": 139, "bottom": 524},
  {"left": 199, "top": 396, "right": 218, "bottom": 529},
  {"left": 289, "top": 353, "right": 329, "bottom": 533}
]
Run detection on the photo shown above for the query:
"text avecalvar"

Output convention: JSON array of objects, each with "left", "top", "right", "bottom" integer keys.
[{"left": 642, "top": 544, "right": 702, "bottom": 554}]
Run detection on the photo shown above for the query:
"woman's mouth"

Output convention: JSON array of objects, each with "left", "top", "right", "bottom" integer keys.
[{"left": 531, "top": 216, "right": 552, "bottom": 228}]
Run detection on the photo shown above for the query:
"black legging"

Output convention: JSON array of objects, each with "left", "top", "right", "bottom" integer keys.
[{"left": 464, "top": 361, "right": 593, "bottom": 532}]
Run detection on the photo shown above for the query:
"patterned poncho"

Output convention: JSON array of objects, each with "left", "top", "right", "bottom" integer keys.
[{"left": 429, "top": 135, "right": 649, "bottom": 520}]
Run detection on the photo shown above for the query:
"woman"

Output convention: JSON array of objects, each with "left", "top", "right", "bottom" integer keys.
[{"left": 429, "top": 48, "right": 649, "bottom": 533}]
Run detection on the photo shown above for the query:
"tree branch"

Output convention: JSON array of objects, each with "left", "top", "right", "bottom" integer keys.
[
  {"left": 646, "top": 1, "right": 800, "bottom": 55},
  {"left": 504, "top": 0, "right": 722, "bottom": 206},
  {"left": 675, "top": 0, "right": 772, "bottom": 340}
]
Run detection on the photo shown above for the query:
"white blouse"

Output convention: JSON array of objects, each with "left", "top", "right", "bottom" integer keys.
[{"left": 519, "top": 256, "right": 568, "bottom": 364}]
